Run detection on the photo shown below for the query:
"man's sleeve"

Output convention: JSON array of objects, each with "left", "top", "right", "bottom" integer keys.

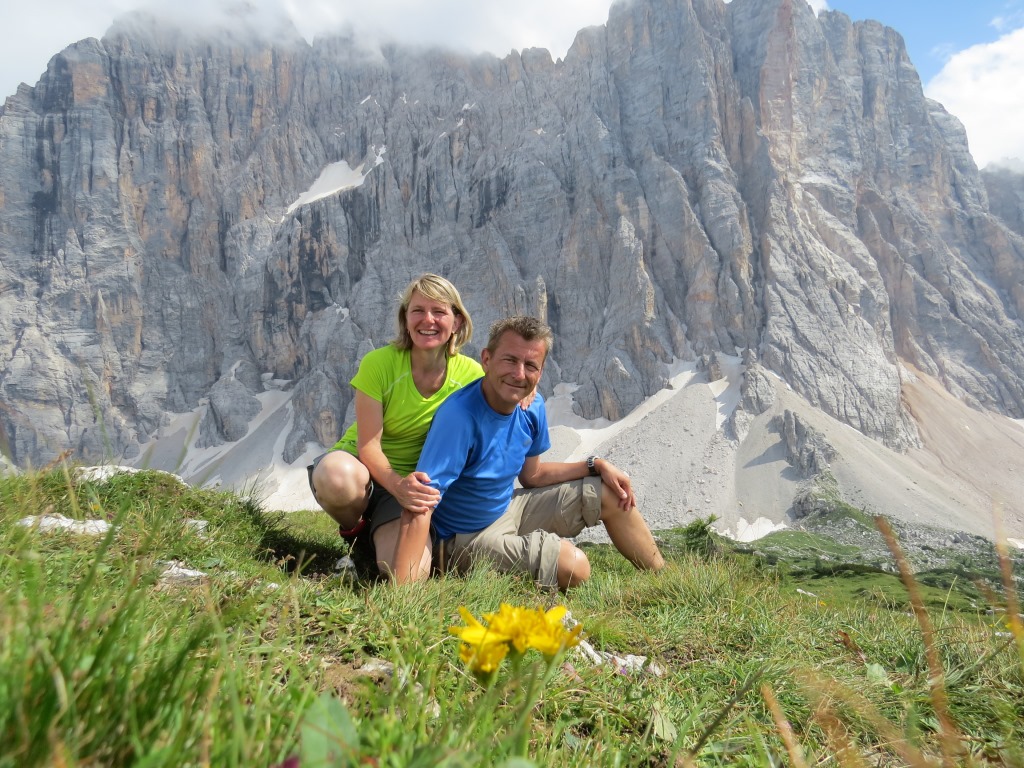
[
  {"left": 416, "top": 399, "right": 474, "bottom": 496},
  {"left": 525, "top": 394, "right": 552, "bottom": 457}
]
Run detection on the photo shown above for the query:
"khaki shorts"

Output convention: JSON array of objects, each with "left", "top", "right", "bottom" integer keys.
[{"left": 440, "top": 477, "right": 603, "bottom": 589}]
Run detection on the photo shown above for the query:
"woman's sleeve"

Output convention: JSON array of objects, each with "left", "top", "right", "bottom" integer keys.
[{"left": 349, "top": 348, "right": 388, "bottom": 402}]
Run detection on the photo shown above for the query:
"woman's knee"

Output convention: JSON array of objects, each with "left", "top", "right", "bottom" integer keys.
[{"left": 312, "top": 452, "right": 371, "bottom": 523}]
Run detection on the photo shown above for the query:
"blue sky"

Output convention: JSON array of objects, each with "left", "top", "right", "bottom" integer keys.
[
  {"left": 818, "top": 0, "right": 1024, "bottom": 166},
  {"left": 1, "top": 0, "right": 1022, "bottom": 166},
  {"left": 822, "top": 1, "right": 1024, "bottom": 83}
]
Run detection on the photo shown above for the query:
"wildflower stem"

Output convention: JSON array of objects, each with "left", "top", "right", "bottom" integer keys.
[{"left": 876, "top": 516, "right": 961, "bottom": 766}]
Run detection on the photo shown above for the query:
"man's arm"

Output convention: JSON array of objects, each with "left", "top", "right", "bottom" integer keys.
[{"left": 518, "top": 456, "right": 635, "bottom": 510}]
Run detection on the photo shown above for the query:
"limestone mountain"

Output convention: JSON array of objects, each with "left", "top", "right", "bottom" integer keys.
[{"left": 1, "top": 0, "right": 1023, "bottom": 534}]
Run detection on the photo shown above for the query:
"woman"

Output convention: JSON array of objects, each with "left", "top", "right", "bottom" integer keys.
[{"left": 307, "top": 274, "right": 482, "bottom": 582}]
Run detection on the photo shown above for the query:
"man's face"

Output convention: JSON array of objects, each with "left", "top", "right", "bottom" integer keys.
[{"left": 480, "top": 331, "right": 546, "bottom": 414}]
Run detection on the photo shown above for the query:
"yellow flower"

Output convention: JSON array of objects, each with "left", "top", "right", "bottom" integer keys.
[
  {"left": 484, "top": 604, "right": 582, "bottom": 658},
  {"left": 449, "top": 604, "right": 584, "bottom": 676},
  {"left": 450, "top": 606, "right": 512, "bottom": 674},
  {"left": 483, "top": 604, "right": 534, "bottom": 654},
  {"left": 529, "top": 605, "right": 583, "bottom": 658},
  {"left": 450, "top": 606, "right": 510, "bottom": 646},
  {"left": 458, "top": 637, "right": 509, "bottom": 674}
]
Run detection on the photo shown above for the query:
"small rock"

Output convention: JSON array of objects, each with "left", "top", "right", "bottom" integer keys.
[
  {"left": 158, "top": 560, "right": 208, "bottom": 586},
  {"left": 360, "top": 658, "right": 394, "bottom": 676},
  {"left": 18, "top": 514, "right": 111, "bottom": 536}
]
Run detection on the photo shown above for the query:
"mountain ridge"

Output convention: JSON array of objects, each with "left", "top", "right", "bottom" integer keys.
[{"left": 1, "top": 0, "right": 1023, "bottom": 539}]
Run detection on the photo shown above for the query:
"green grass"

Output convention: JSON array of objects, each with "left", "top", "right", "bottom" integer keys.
[{"left": 1, "top": 469, "right": 1023, "bottom": 766}]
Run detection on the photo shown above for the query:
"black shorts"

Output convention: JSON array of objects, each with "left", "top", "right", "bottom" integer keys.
[{"left": 307, "top": 451, "right": 403, "bottom": 536}]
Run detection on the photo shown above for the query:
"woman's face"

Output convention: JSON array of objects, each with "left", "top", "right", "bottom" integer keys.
[{"left": 405, "top": 290, "right": 461, "bottom": 351}]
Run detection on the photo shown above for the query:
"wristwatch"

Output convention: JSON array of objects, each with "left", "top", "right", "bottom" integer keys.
[{"left": 586, "top": 455, "right": 600, "bottom": 476}]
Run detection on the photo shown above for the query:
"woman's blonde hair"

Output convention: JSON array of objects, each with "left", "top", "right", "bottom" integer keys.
[{"left": 393, "top": 274, "right": 473, "bottom": 355}]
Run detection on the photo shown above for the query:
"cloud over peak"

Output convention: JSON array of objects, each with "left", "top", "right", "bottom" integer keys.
[{"left": 926, "top": 25, "right": 1024, "bottom": 167}]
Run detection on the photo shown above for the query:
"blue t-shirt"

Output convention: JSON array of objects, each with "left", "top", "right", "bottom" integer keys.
[{"left": 416, "top": 381, "right": 551, "bottom": 539}]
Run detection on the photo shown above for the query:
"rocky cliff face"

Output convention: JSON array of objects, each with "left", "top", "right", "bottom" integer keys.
[
  {"left": 1, "top": 0, "right": 1023, "bottom": 470},
  {"left": 984, "top": 167, "right": 1024, "bottom": 240}
]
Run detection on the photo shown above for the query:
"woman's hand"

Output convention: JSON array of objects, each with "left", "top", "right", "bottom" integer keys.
[{"left": 393, "top": 471, "right": 441, "bottom": 514}]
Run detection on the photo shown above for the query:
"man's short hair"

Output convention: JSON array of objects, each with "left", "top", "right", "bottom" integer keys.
[{"left": 486, "top": 316, "right": 554, "bottom": 357}]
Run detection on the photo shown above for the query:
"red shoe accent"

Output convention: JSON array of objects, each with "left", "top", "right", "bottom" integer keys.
[{"left": 339, "top": 517, "right": 369, "bottom": 539}]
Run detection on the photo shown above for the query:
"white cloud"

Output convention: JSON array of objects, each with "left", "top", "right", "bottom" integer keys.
[
  {"left": 926, "top": 26, "right": 1024, "bottom": 168},
  {"left": 282, "top": 0, "right": 612, "bottom": 59},
  {"left": 0, "top": 0, "right": 613, "bottom": 98},
  {"left": 1, "top": 0, "right": 132, "bottom": 95},
  {"left": 990, "top": 9, "right": 1024, "bottom": 33},
  {"left": 115, "top": 0, "right": 294, "bottom": 37}
]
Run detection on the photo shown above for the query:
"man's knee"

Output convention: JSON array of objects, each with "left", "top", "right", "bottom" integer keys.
[
  {"left": 598, "top": 483, "right": 632, "bottom": 519},
  {"left": 557, "top": 540, "right": 590, "bottom": 589},
  {"left": 516, "top": 530, "right": 589, "bottom": 590}
]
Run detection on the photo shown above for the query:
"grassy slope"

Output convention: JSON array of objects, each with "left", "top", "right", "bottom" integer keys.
[{"left": 1, "top": 469, "right": 1023, "bottom": 767}]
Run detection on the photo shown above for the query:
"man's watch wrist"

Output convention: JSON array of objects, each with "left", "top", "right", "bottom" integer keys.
[{"left": 586, "top": 455, "right": 601, "bottom": 476}]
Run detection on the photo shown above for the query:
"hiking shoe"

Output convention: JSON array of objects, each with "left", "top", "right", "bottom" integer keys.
[{"left": 347, "top": 523, "right": 378, "bottom": 579}]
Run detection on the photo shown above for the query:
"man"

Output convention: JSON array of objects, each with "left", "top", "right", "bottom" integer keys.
[{"left": 393, "top": 315, "right": 665, "bottom": 589}]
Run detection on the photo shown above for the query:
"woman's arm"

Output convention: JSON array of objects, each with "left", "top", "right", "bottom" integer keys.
[{"left": 354, "top": 391, "right": 439, "bottom": 514}]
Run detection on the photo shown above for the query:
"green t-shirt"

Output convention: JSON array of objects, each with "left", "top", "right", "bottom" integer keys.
[{"left": 332, "top": 345, "right": 484, "bottom": 475}]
